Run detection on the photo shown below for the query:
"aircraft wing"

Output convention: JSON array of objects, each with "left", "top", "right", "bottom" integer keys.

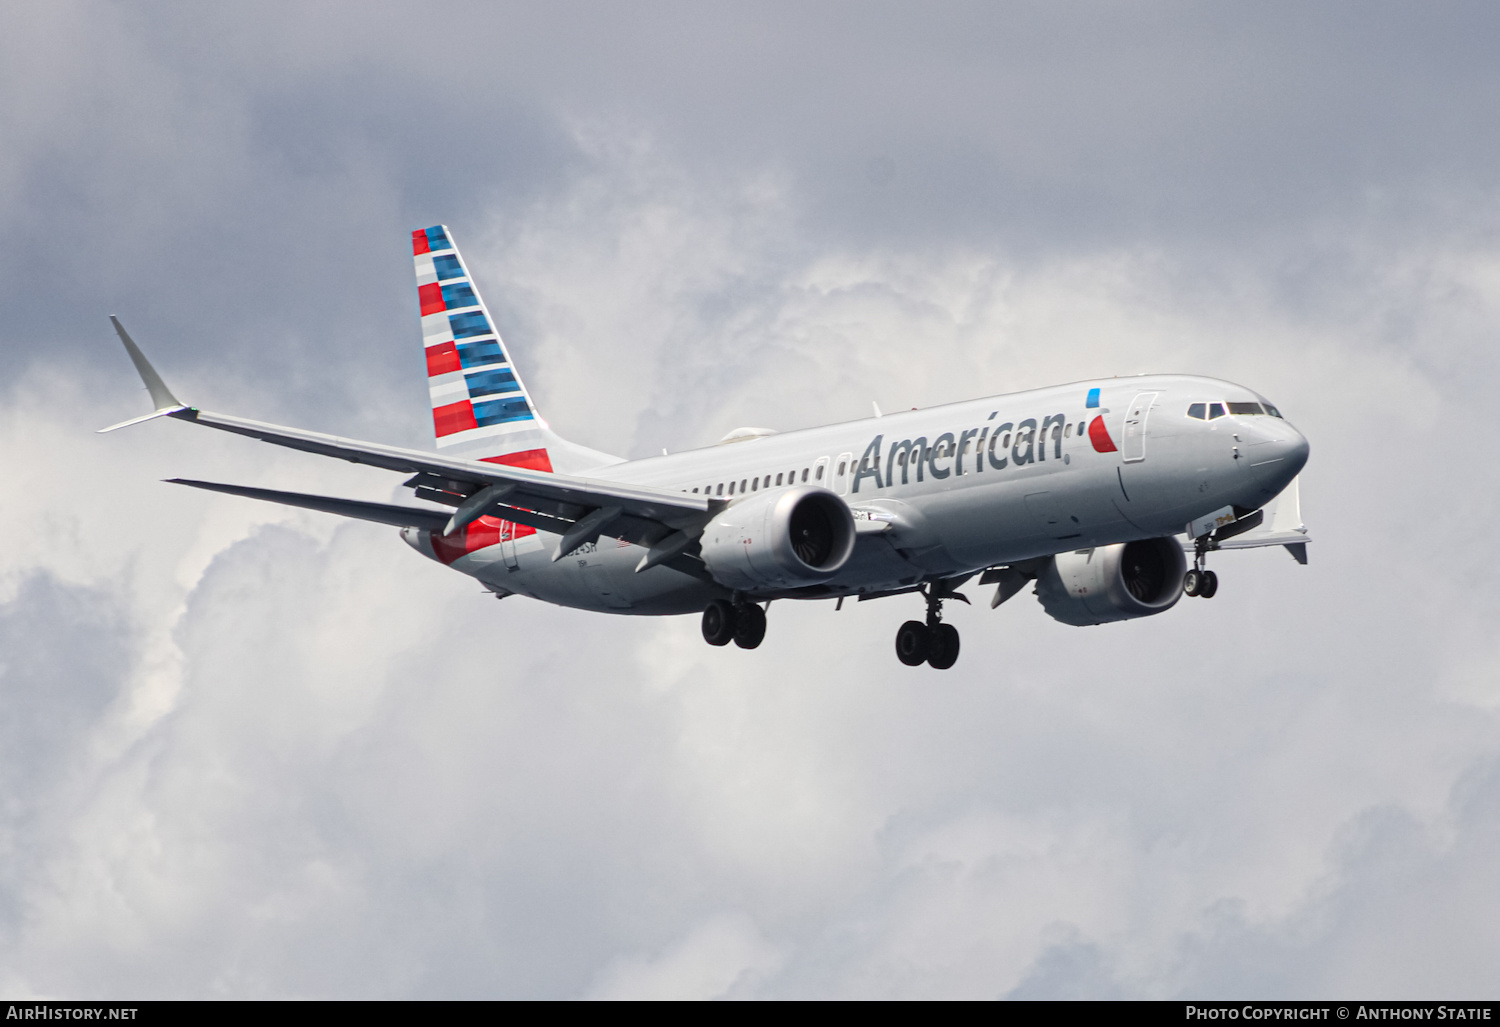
[
  {"left": 1182, "top": 476, "right": 1311, "bottom": 563},
  {"left": 103, "top": 319, "right": 719, "bottom": 554},
  {"left": 167, "top": 478, "right": 460, "bottom": 532}
]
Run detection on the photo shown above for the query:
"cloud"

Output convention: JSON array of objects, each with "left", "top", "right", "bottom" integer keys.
[
  {"left": 2, "top": 1, "right": 1499, "bottom": 999},
  {"left": 585, "top": 912, "right": 783, "bottom": 1000}
]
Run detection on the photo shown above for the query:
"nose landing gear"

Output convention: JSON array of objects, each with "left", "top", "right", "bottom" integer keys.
[
  {"left": 1183, "top": 537, "right": 1219, "bottom": 598},
  {"left": 894, "top": 584, "right": 963, "bottom": 669},
  {"left": 701, "top": 598, "right": 768, "bottom": 649}
]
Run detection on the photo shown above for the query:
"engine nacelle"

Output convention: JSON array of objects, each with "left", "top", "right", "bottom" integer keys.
[
  {"left": 1035, "top": 537, "right": 1186, "bottom": 626},
  {"left": 698, "top": 486, "right": 856, "bottom": 591}
]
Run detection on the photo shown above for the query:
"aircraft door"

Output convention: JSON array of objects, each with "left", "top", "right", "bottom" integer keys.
[
  {"left": 1121, "top": 392, "right": 1159, "bottom": 463},
  {"left": 813, "top": 455, "right": 831, "bottom": 489},
  {"left": 833, "top": 451, "right": 854, "bottom": 496}
]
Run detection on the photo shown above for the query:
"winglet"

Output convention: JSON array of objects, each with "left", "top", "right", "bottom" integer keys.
[{"left": 99, "top": 316, "right": 189, "bottom": 432}]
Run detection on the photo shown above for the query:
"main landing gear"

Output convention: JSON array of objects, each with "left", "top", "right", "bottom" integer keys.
[
  {"left": 702, "top": 598, "right": 768, "bottom": 649},
  {"left": 1183, "top": 536, "right": 1219, "bottom": 599},
  {"left": 895, "top": 585, "right": 962, "bottom": 670}
]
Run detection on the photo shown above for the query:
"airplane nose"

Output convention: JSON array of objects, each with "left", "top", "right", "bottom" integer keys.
[
  {"left": 1286, "top": 425, "right": 1310, "bottom": 473},
  {"left": 1242, "top": 419, "right": 1309, "bottom": 487}
]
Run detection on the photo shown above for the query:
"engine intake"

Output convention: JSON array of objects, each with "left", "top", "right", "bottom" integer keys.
[
  {"left": 1036, "top": 537, "right": 1186, "bottom": 626},
  {"left": 699, "top": 486, "right": 856, "bottom": 590}
]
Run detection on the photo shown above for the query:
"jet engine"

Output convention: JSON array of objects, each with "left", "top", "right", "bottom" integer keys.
[
  {"left": 698, "top": 486, "right": 856, "bottom": 591},
  {"left": 1035, "top": 537, "right": 1186, "bottom": 626}
]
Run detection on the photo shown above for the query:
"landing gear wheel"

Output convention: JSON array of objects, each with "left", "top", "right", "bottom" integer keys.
[
  {"left": 895, "top": 620, "right": 930, "bottom": 666},
  {"left": 1183, "top": 569, "right": 1202, "bottom": 597},
  {"left": 1198, "top": 570, "right": 1219, "bottom": 599},
  {"left": 733, "top": 604, "right": 767, "bottom": 649},
  {"left": 927, "top": 623, "right": 960, "bottom": 670},
  {"left": 702, "top": 599, "right": 737, "bottom": 646}
]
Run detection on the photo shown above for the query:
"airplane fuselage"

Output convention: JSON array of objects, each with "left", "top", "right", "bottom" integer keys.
[{"left": 403, "top": 373, "right": 1308, "bottom": 615}]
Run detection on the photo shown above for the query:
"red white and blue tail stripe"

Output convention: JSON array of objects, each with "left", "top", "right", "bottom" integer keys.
[{"left": 413, "top": 225, "right": 551, "bottom": 469}]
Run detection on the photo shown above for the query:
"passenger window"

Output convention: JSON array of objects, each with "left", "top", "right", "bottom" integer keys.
[
  {"left": 776, "top": 473, "right": 783, "bottom": 485},
  {"left": 838, "top": 461, "right": 846, "bottom": 475},
  {"left": 740, "top": 479, "right": 747, "bottom": 492},
  {"left": 815, "top": 466, "right": 823, "bottom": 480},
  {"left": 1077, "top": 422, "right": 1085, "bottom": 435},
  {"left": 1188, "top": 403, "right": 1206, "bottom": 419},
  {"left": 728, "top": 481, "right": 735, "bottom": 495},
  {"left": 1208, "top": 403, "right": 1225, "bottom": 419},
  {"left": 1227, "top": 402, "right": 1263, "bottom": 415},
  {"left": 716, "top": 483, "right": 723, "bottom": 495},
  {"left": 1064, "top": 423, "right": 1073, "bottom": 437},
  {"left": 752, "top": 477, "right": 759, "bottom": 490},
  {"left": 801, "top": 469, "right": 808, "bottom": 482},
  {"left": 692, "top": 487, "right": 699, "bottom": 493}
]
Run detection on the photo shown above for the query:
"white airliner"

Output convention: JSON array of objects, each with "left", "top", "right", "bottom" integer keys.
[{"left": 103, "top": 225, "right": 1311, "bottom": 669}]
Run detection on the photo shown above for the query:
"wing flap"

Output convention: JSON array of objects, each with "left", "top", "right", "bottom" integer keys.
[{"left": 172, "top": 407, "right": 715, "bottom": 530}]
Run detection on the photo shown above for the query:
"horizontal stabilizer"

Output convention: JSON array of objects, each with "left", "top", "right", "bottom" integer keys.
[{"left": 167, "top": 479, "right": 452, "bottom": 532}]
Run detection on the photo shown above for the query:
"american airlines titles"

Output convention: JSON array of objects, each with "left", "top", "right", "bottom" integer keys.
[{"left": 850, "top": 412, "right": 1071, "bottom": 493}]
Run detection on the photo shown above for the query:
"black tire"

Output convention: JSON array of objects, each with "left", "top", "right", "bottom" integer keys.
[
  {"left": 702, "top": 599, "right": 737, "bottom": 646},
  {"left": 895, "top": 620, "right": 930, "bottom": 666},
  {"left": 1183, "top": 569, "right": 1202, "bottom": 597},
  {"left": 1199, "top": 570, "right": 1219, "bottom": 599},
  {"left": 733, "top": 604, "right": 767, "bottom": 649},
  {"left": 927, "top": 623, "right": 960, "bottom": 670}
]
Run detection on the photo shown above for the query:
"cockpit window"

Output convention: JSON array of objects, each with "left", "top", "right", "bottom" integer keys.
[{"left": 1193, "top": 400, "right": 1280, "bottom": 419}]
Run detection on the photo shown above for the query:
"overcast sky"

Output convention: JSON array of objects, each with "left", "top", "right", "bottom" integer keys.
[{"left": 3, "top": 1, "right": 1499, "bottom": 999}]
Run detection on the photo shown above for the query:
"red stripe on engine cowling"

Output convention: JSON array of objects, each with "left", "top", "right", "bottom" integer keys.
[
  {"left": 412, "top": 230, "right": 430, "bottom": 255},
  {"left": 433, "top": 400, "right": 477, "bottom": 437},
  {"left": 418, "top": 282, "right": 445, "bottom": 316},
  {"left": 425, "top": 341, "right": 461, "bottom": 376},
  {"left": 1088, "top": 416, "right": 1118, "bottom": 453},
  {"left": 482, "top": 448, "right": 554, "bottom": 473}
]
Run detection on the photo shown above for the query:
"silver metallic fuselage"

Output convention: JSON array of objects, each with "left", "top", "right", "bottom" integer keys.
[{"left": 406, "top": 374, "right": 1308, "bottom": 614}]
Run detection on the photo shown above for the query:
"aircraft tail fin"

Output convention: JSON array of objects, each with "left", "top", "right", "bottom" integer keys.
[{"left": 411, "top": 225, "right": 617, "bottom": 474}]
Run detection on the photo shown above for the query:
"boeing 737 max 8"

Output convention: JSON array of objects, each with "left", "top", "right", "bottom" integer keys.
[{"left": 102, "top": 225, "right": 1311, "bottom": 670}]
